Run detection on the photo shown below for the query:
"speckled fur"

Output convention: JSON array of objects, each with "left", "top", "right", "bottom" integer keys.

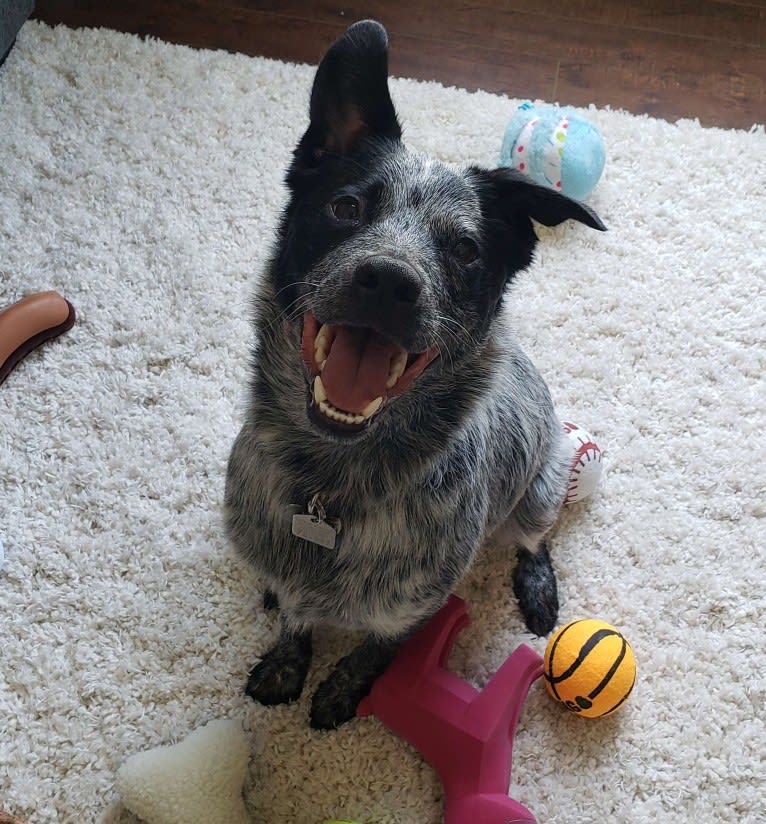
[{"left": 224, "top": 21, "right": 605, "bottom": 729}]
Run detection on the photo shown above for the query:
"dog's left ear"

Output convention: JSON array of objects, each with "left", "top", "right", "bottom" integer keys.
[
  {"left": 487, "top": 168, "right": 607, "bottom": 231},
  {"left": 299, "top": 20, "right": 402, "bottom": 161}
]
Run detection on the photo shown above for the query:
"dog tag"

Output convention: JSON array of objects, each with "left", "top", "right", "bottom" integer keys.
[{"left": 291, "top": 513, "right": 338, "bottom": 549}]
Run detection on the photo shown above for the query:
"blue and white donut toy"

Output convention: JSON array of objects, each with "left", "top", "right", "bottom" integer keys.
[{"left": 499, "top": 102, "right": 606, "bottom": 200}]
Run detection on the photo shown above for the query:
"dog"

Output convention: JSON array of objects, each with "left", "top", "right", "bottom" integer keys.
[{"left": 224, "top": 20, "right": 605, "bottom": 730}]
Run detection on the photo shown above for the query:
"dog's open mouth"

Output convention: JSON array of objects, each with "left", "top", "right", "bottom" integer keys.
[{"left": 300, "top": 312, "right": 439, "bottom": 434}]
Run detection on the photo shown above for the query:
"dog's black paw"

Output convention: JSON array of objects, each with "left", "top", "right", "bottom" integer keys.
[
  {"left": 309, "top": 638, "right": 396, "bottom": 730},
  {"left": 512, "top": 544, "right": 559, "bottom": 637},
  {"left": 245, "top": 634, "right": 312, "bottom": 706},
  {"left": 310, "top": 667, "right": 369, "bottom": 731}
]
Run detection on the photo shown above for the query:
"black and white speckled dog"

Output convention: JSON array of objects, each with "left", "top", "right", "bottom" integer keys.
[{"left": 225, "top": 20, "right": 605, "bottom": 729}]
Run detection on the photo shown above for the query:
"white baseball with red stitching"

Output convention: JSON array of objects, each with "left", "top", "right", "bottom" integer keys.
[{"left": 562, "top": 421, "right": 603, "bottom": 505}]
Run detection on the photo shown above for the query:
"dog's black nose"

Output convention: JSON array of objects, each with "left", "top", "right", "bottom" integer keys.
[{"left": 353, "top": 257, "right": 422, "bottom": 306}]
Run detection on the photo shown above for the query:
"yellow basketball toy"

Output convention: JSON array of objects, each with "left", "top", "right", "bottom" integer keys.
[{"left": 543, "top": 619, "right": 636, "bottom": 718}]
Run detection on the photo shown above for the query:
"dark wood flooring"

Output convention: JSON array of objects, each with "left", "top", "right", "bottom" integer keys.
[{"left": 33, "top": 1, "right": 766, "bottom": 129}]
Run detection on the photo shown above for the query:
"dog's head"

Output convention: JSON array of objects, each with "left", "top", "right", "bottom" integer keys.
[{"left": 270, "top": 21, "right": 605, "bottom": 441}]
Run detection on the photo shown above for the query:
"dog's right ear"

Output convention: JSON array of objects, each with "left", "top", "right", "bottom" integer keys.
[{"left": 296, "top": 20, "right": 402, "bottom": 164}]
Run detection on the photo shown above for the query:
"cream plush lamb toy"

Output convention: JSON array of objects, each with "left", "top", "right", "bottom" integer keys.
[{"left": 117, "top": 720, "right": 251, "bottom": 824}]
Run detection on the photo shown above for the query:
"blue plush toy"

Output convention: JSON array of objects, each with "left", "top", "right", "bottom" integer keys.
[{"left": 499, "top": 102, "right": 605, "bottom": 200}]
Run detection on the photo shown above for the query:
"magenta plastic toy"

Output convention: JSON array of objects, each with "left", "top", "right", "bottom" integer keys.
[{"left": 358, "top": 595, "right": 543, "bottom": 824}]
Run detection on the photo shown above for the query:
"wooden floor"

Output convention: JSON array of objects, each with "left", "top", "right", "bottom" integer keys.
[{"left": 34, "top": 1, "right": 766, "bottom": 130}]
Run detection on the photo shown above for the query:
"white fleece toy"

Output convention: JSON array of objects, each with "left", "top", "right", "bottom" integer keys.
[{"left": 117, "top": 720, "right": 251, "bottom": 824}]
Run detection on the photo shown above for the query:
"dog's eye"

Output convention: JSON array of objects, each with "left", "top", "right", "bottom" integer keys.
[
  {"left": 453, "top": 238, "right": 479, "bottom": 264},
  {"left": 331, "top": 195, "right": 362, "bottom": 222}
]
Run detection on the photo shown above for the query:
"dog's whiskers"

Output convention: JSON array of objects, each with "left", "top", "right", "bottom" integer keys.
[
  {"left": 432, "top": 327, "right": 457, "bottom": 374},
  {"left": 261, "top": 286, "right": 315, "bottom": 335},
  {"left": 436, "top": 314, "right": 478, "bottom": 350},
  {"left": 432, "top": 316, "right": 472, "bottom": 373},
  {"left": 271, "top": 281, "right": 314, "bottom": 303}
]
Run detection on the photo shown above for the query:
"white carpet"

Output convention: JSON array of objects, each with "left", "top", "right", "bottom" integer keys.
[{"left": 1, "top": 21, "right": 765, "bottom": 824}]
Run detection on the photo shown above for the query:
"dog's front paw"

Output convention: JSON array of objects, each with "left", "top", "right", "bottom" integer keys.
[
  {"left": 245, "top": 634, "right": 312, "bottom": 706},
  {"left": 512, "top": 544, "right": 559, "bottom": 636},
  {"left": 310, "top": 668, "right": 367, "bottom": 731},
  {"left": 310, "top": 638, "right": 397, "bottom": 730}
]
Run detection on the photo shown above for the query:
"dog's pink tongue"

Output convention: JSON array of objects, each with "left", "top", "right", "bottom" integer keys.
[{"left": 322, "top": 327, "right": 400, "bottom": 414}]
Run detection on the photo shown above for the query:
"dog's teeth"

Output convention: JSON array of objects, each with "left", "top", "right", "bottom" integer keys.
[
  {"left": 319, "top": 400, "right": 360, "bottom": 426},
  {"left": 313, "top": 375, "right": 327, "bottom": 403},
  {"left": 361, "top": 397, "right": 384, "bottom": 419},
  {"left": 319, "top": 400, "right": 336, "bottom": 419},
  {"left": 316, "top": 390, "right": 375, "bottom": 426},
  {"left": 315, "top": 324, "right": 333, "bottom": 351},
  {"left": 314, "top": 324, "right": 334, "bottom": 370},
  {"left": 386, "top": 350, "right": 408, "bottom": 389},
  {"left": 313, "top": 372, "right": 383, "bottom": 426}
]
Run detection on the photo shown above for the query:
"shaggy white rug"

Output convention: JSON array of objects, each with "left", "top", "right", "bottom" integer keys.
[{"left": 1, "top": 20, "right": 765, "bottom": 824}]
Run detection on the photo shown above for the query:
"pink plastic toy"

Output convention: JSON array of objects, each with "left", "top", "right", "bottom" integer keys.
[{"left": 358, "top": 595, "right": 543, "bottom": 824}]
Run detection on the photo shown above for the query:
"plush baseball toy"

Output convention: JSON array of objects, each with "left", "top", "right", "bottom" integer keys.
[
  {"left": 562, "top": 421, "right": 603, "bottom": 505},
  {"left": 499, "top": 102, "right": 606, "bottom": 200}
]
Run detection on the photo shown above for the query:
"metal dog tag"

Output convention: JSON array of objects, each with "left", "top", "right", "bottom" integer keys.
[
  {"left": 291, "top": 513, "right": 338, "bottom": 549},
  {"left": 290, "top": 494, "right": 340, "bottom": 550}
]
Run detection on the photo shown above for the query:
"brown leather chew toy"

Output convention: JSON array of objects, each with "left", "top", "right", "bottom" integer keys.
[
  {"left": 0, "top": 812, "right": 31, "bottom": 824},
  {"left": 0, "top": 291, "right": 76, "bottom": 387}
]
